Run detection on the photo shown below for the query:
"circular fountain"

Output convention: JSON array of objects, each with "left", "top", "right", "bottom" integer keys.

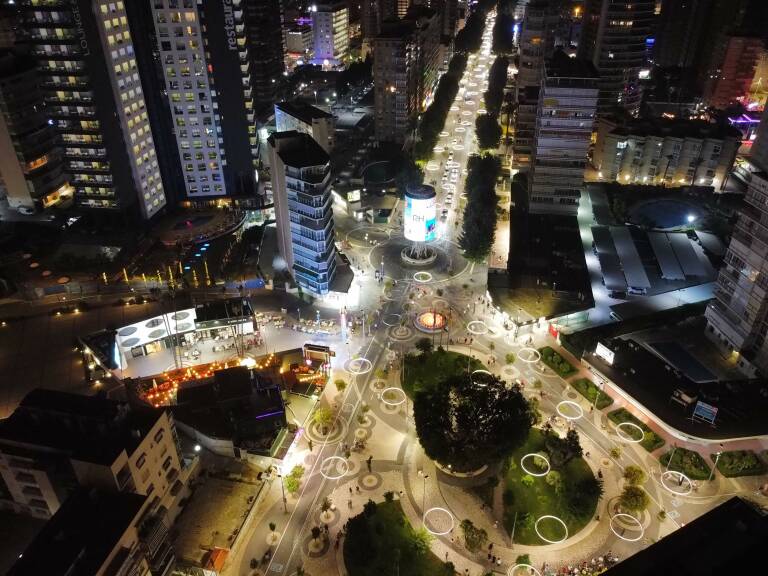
[{"left": 414, "top": 311, "right": 447, "bottom": 334}]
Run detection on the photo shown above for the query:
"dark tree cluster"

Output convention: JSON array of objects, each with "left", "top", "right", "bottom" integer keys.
[
  {"left": 459, "top": 154, "right": 500, "bottom": 262},
  {"left": 475, "top": 55, "right": 509, "bottom": 150},
  {"left": 413, "top": 371, "right": 535, "bottom": 471},
  {"left": 475, "top": 114, "right": 503, "bottom": 150},
  {"left": 454, "top": 0, "right": 496, "bottom": 53},
  {"left": 484, "top": 56, "right": 509, "bottom": 116},
  {"left": 414, "top": 54, "right": 468, "bottom": 161},
  {"left": 492, "top": 6, "right": 516, "bottom": 54}
]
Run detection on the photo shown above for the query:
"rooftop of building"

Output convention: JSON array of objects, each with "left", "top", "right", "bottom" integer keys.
[
  {"left": 605, "top": 497, "right": 768, "bottom": 576},
  {"left": 8, "top": 488, "right": 146, "bottom": 576},
  {"left": 568, "top": 313, "right": 768, "bottom": 440},
  {"left": 172, "top": 365, "right": 286, "bottom": 451},
  {"left": 376, "top": 18, "right": 416, "bottom": 39},
  {"left": 605, "top": 115, "right": 742, "bottom": 141},
  {"left": 268, "top": 130, "right": 329, "bottom": 169},
  {"left": 545, "top": 50, "right": 599, "bottom": 79},
  {"left": 275, "top": 101, "right": 333, "bottom": 124},
  {"left": 194, "top": 297, "right": 254, "bottom": 324},
  {"left": 0, "top": 389, "right": 164, "bottom": 465}
]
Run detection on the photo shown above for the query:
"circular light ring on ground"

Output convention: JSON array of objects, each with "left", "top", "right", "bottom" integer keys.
[
  {"left": 609, "top": 513, "right": 645, "bottom": 542},
  {"left": 456, "top": 127, "right": 466, "bottom": 133},
  {"left": 556, "top": 400, "right": 584, "bottom": 421},
  {"left": 517, "top": 347, "right": 541, "bottom": 363},
  {"left": 450, "top": 106, "right": 459, "bottom": 111},
  {"left": 413, "top": 271, "right": 433, "bottom": 283},
  {"left": 466, "top": 320, "right": 488, "bottom": 335},
  {"left": 346, "top": 357, "right": 372, "bottom": 375},
  {"left": 520, "top": 453, "right": 551, "bottom": 477},
  {"left": 439, "top": 132, "right": 449, "bottom": 137},
  {"left": 471, "top": 369, "right": 494, "bottom": 387},
  {"left": 461, "top": 110, "right": 472, "bottom": 116},
  {"left": 380, "top": 387, "right": 406, "bottom": 406},
  {"left": 534, "top": 515, "right": 569, "bottom": 544},
  {"left": 426, "top": 162, "right": 439, "bottom": 171},
  {"left": 477, "top": 109, "right": 487, "bottom": 115},
  {"left": 508, "top": 565, "right": 542, "bottom": 576},
  {"left": 423, "top": 507, "right": 455, "bottom": 536},
  {"left": 615, "top": 421, "right": 644, "bottom": 444},
  {"left": 660, "top": 470, "right": 693, "bottom": 496},
  {"left": 382, "top": 313, "right": 402, "bottom": 327},
  {"left": 319, "top": 456, "right": 349, "bottom": 480}
]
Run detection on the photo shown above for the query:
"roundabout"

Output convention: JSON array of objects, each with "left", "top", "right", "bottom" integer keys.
[
  {"left": 423, "top": 507, "right": 454, "bottom": 536},
  {"left": 382, "top": 313, "right": 402, "bottom": 327},
  {"left": 380, "top": 387, "right": 406, "bottom": 406},
  {"left": 319, "top": 456, "right": 349, "bottom": 480},
  {"left": 518, "top": 347, "right": 541, "bottom": 363},
  {"left": 609, "top": 513, "right": 645, "bottom": 542},
  {"left": 466, "top": 320, "right": 488, "bottom": 335},
  {"left": 616, "top": 421, "right": 644, "bottom": 444},
  {"left": 660, "top": 470, "right": 693, "bottom": 496},
  {"left": 508, "top": 565, "right": 541, "bottom": 576},
  {"left": 345, "top": 357, "right": 372, "bottom": 376},
  {"left": 470, "top": 369, "right": 494, "bottom": 387},
  {"left": 520, "top": 453, "right": 550, "bottom": 477},
  {"left": 534, "top": 515, "right": 569, "bottom": 544},
  {"left": 556, "top": 400, "right": 584, "bottom": 421}
]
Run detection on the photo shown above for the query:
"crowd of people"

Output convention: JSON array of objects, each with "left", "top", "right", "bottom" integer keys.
[{"left": 541, "top": 552, "right": 620, "bottom": 576}]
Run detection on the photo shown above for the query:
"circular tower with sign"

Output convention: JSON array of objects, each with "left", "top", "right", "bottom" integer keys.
[{"left": 401, "top": 184, "right": 438, "bottom": 266}]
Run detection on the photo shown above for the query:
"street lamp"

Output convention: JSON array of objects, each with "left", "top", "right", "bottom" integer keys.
[
  {"left": 276, "top": 471, "right": 288, "bottom": 513},
  {"left": 708, "top": 443, "right": 725, "bottom": 482},
  {"left": 418, "top": 470, "right": 429, "bottom": 520}
]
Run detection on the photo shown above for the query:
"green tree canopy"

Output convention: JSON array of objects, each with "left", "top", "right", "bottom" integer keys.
[
  {"left": 623, "top": 465, "right": 647, "bottom": 486},
  {"left": 414, "top": 372, "right": 535, "bottom": 471},
  {"left": 619, "top": 485, "right": 650, "bottom": 512}
]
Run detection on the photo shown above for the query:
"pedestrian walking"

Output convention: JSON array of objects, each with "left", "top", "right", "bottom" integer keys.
[
  {"left": 356, "top": 485, "right": 360, "bottom": 493},
  {"left": 366, "top": 455, "right": 373, "bottom": 472},
  {"left": 348, "top": 499, "right": 352, "bottom": 509},
  {"left": 349, "top": 486, "right": 353, "bottom": 495},
  {"left": 308, "top": 439, "right": 313, "bottom": 452}
]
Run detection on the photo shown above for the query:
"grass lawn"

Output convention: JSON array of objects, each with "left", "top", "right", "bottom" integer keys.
[
  {"left": 501, "top": 429, "right": 597, "bottom": 545},
  {"left": 403, "top": 349, "right": 485, "bottom": 397},
  {"left": 539, "top": 346, "right": 577, "bottom": 378},
  {"left": 607, "top": 408, "right": 665, "bottom": 452},
  {"left": 660, "top": 447, "right": 711, "bottom": 481},
  {"left": 343, "top": 501, "right": 446, "bottom": 576},
  {"left": 571, "top": 378, "right": 614, "bottom": 410},
  {"left": 712, "top": 450, "right": 767, "bottom": 478}
]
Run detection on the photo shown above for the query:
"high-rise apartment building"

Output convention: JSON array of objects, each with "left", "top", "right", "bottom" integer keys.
[
  {"left": 243, "top": 0, "right": 286, "bottom": 116},
  {"left": 513, "top": 0, "right": 562, "bottom": 169},
  {"left": 373, "top": 7, "right": 440, "bottom": 144},
  {"left": 702, "top": 36, "right": 764, "bottom": 110},
  {"left": 275, "top": 101, "right": 335, "bottom": 153},
  {"left": 706, "top": 171, "right": 768, "bottom": 376},
  {"left": 150, "top": 0, "right": 259, "bottom": 200},
  {"left": 706, "top": 79, "right": 768, "bottom": 375},
  {"left": 268, "top": 131, "right": 338, "bottom": 296},
  {"left": 0, "top": 51, "right": 72, "bottom": 212},
  {"left": 18, "top": 0, "right": 168, "bottom": 220},
  {"left": 578, "top": 0, "right": 654, "bottom": 116},
  {"left": 517, "top": 0, "right": 560, "bottom": 89},
  {"left": 529, "top": 52, "right": 598, "bottom": 214},
  {"left": 9, "top": 489, "right": 175, "bottom": 576},
  {"left": 654, "top": 0, "right": 713, "bottom": 70},
  {"left": 593, "top": 116, "right": 740, "bottom": 189},
  {"left": 312, "top": 2, "right": 349, "bottom": 67},
  {"left": 0, "top": 389, "right": 193, "bottom": 522}
]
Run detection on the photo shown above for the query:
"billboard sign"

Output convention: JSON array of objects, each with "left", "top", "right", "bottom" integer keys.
[
  {"left": 693, "top": 401, "right": 718, "bottom": 425},
  {"left": 404, "top": 193, "right": 437, "bottom": 242},
  {"left": 595, "top": 342, "right": 615, "bottom": 365}
]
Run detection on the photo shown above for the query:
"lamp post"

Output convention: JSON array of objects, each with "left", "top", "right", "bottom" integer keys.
[
  {"left": 276, "top": 472, "right": 288, "bottom": 513},
  {"left": 708, "top": 443, "right": 725, "bottom": 482},
  {"left": 418, "top": 471, "right": 429, "bottom": 521},
  {"left": 665, "top": 443, "right": 677, "bottom": 472}
]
